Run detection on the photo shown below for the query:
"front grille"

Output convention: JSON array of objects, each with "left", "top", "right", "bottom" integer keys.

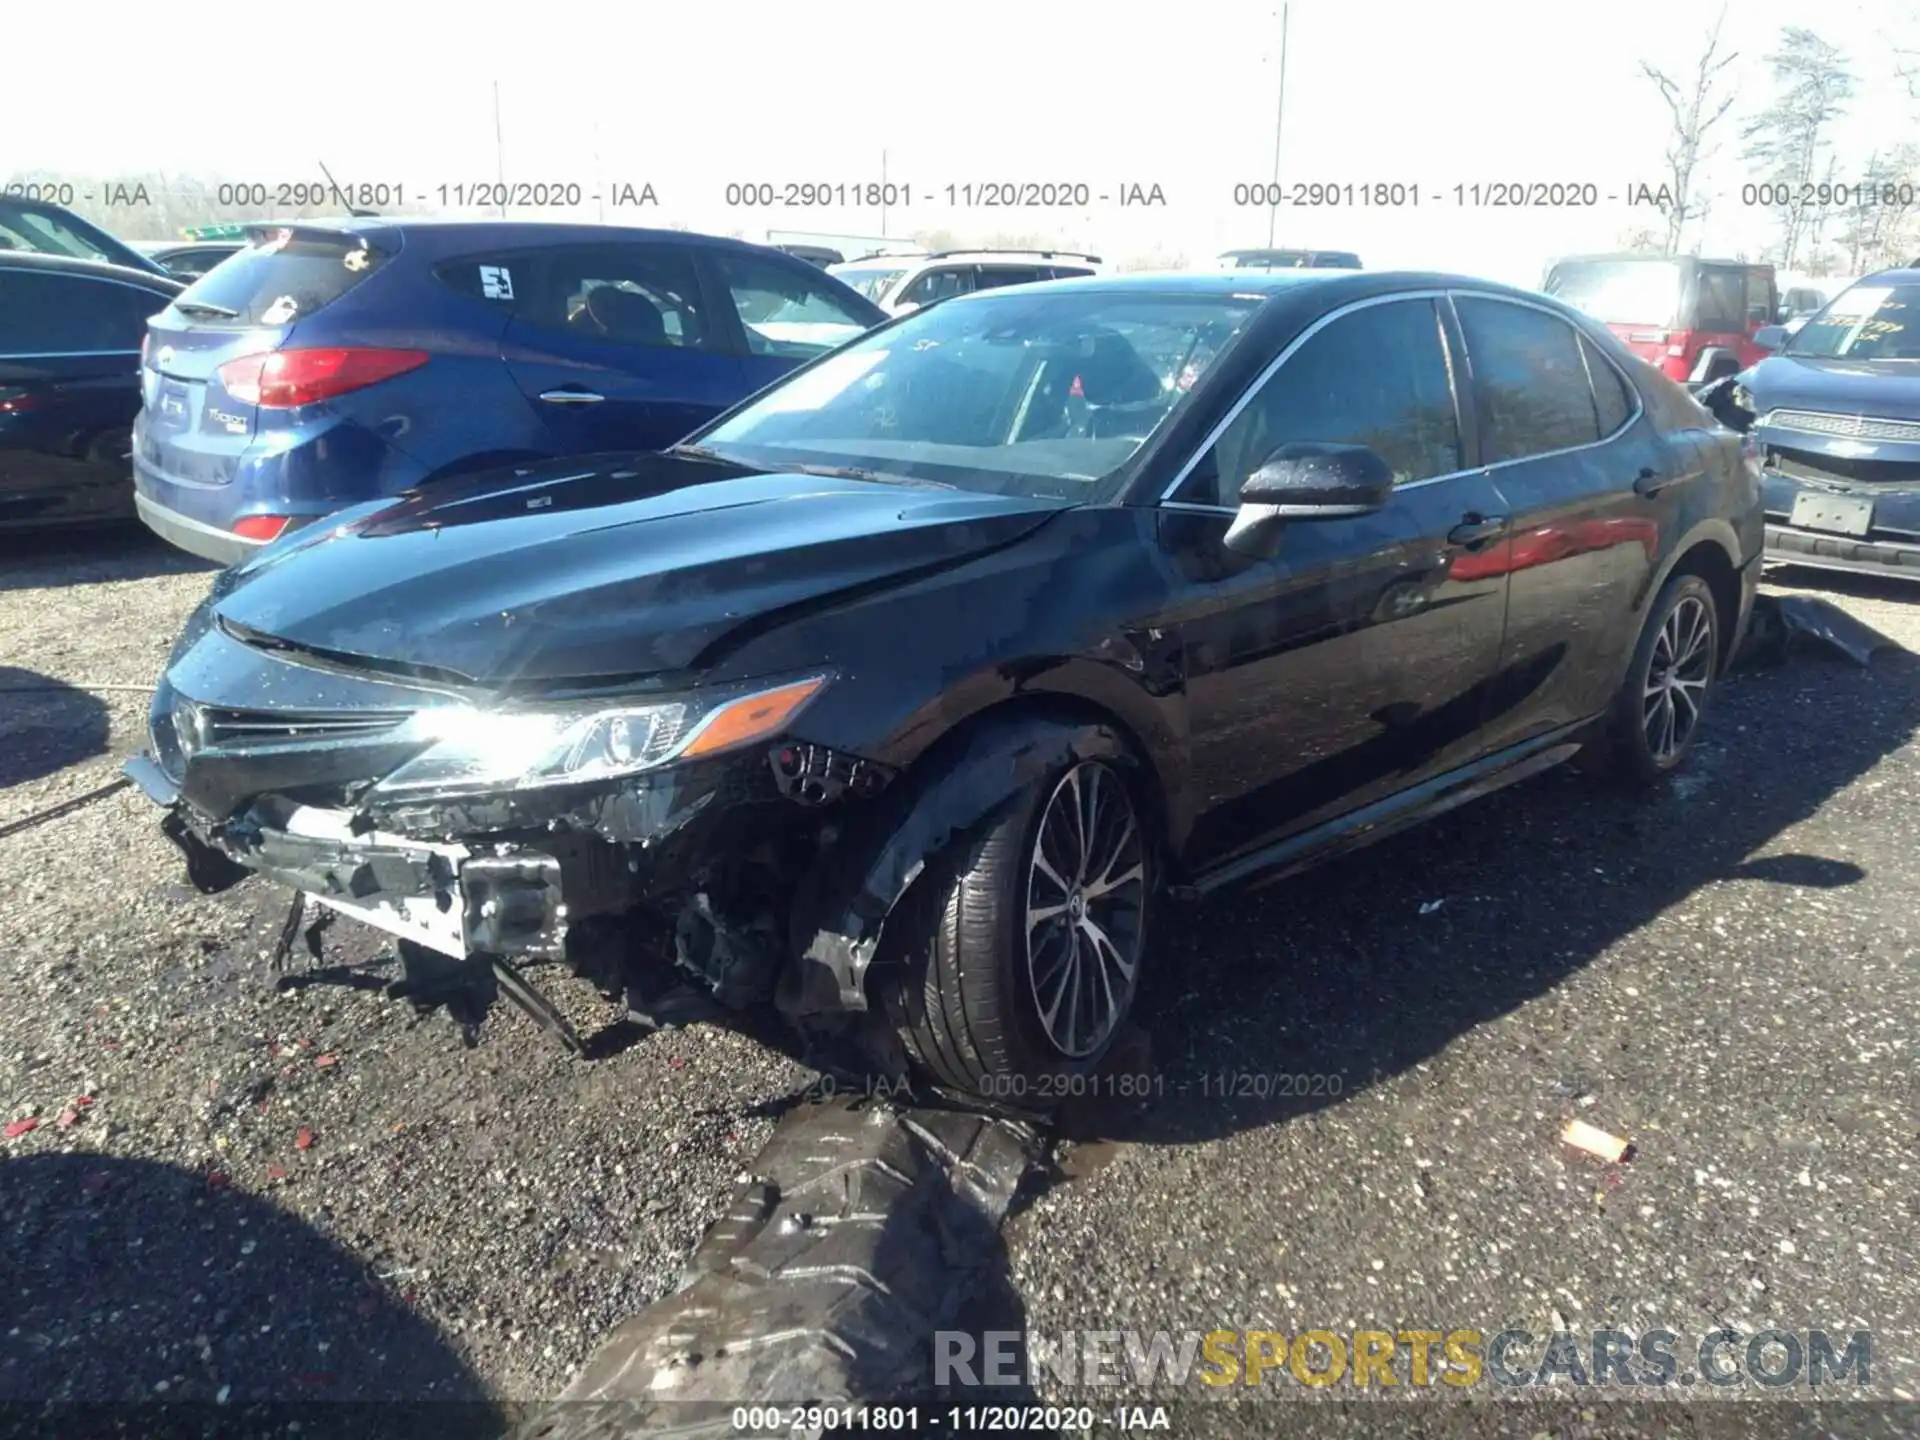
[
  {"left": 195, "top": 707, "right": 411, "bottom": 746},
  {"left": 1766, "top": 409, "right": 1920, "bottom": 443}
]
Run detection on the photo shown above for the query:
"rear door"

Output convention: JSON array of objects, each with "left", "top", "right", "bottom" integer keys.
[
  {"left": 500, "top": 241, "right": 744, "bottom": 453},
  {"left": 1450, "top": 293, "right": 1679, "bottom": 749},
  {"left": 703, "top": 249, "right": 880, "bottom": 393},
  {"left": 0, "top": 266, "right": 171, "bottom": 527},
  {"left": 137, "top": 226, "right": 395, "bottom": 491}
]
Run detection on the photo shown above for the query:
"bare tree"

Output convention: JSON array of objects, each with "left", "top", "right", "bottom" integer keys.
[
  {"left": 1740, "top": 27, "right": 1855, "bottom": 270},
  {"left": 1840, "top": 145, "right": 1920, "bottom": 273},
  {"left": 1640, "top": 6, "right": 1740, "bottom": 254}
]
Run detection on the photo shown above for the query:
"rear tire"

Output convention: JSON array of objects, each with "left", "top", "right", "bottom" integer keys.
[
  {"left": 1593, "top": 572, "right": 1721, "bottom": 786},
  {"left": 880, "top": 751, "right": 1152, "bottom": 1099}
]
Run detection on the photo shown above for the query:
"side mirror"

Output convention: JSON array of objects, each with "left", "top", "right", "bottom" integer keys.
[
  {"left": 1223, "top": 442, "right": 1393, "bottom": 557},
  {"left": 1752, "top": 325, "right": 1788, "bottom": 352},
  {"left": 892, "top": 300, "right": 921, "bottom": 316}
]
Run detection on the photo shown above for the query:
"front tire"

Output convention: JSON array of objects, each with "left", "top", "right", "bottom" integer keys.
[
  {"left": 1598, "top": 572, "right": 1721, "bottom": 785},
  {"left": 881, "top": 753, "right": 1151, "bottom": 1098}
]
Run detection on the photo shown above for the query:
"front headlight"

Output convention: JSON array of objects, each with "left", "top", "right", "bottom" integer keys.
[{"left": 368, "top": 674, "right": 828, "bottom": 798}]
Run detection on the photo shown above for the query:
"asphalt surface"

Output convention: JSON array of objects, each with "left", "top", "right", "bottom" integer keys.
[{"left": 1, "top": 524, "right": 1915, "bottom": 1429}]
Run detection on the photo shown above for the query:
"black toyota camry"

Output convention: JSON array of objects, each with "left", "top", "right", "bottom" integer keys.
[{"left": 127, "top": 269, "right": 1763, "bottom": 1099}]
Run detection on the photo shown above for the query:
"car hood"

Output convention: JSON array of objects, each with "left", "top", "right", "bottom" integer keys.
[
  {"left": 211, "top": 452, "right": 1071, "bottom": 688},
  {"left": 1746, "top": 354, "right": 1920, "bottom": 419}
]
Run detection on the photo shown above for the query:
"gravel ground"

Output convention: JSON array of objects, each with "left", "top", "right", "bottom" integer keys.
[{"left": 2, "top": 528, "right": 1916, "bottom": 1421}]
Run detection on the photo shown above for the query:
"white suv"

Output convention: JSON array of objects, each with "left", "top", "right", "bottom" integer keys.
[{"left": 826, "top": 249, "right": 1105, "bottom": 316}]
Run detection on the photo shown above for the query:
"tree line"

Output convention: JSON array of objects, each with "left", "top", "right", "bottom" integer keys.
[{"left": 1637, "top": 7, "right": 1920, "bottom": 275}]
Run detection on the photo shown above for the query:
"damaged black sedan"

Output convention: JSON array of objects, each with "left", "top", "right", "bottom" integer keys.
[{"left": 127, "top": 270, "right": 1762, "bottom": 1098}]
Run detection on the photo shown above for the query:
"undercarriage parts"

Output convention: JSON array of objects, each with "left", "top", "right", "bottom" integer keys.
[
  {"left": 461, "top": 852, "right": 567, "bottom": 958},
  {"left": 674, "top": 892, "right": 781, "bottom": 1009}
]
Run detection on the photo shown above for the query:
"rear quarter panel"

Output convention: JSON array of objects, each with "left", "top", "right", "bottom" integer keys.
[{"left": 296, "top": 254, "right": 552, "bottom": 484}]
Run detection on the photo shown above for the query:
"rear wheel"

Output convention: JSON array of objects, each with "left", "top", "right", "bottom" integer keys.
[
  {"left": 881, "top": 752, "right": 1151, "bottom": 1098},
  {"left": 1595, "top": 572, "right": 1721, "bottom": 785}
]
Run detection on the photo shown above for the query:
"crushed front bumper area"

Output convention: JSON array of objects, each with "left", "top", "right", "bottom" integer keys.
[
  {"left": 129, "top": 756, "right": 588, "bottom": 963},
  {"left": 1758, "top": 436, "right": 1920, "bottom": 581}
]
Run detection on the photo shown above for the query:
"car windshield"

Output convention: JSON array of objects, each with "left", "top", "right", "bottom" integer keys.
[
  {"left": 827, "top": 265, "right": 910, "bottom": 302},
  {"left": 1784, "top": 282, "right": 1920, "bottom": 360},
  {"left": 689, "top": 289, "right": 1261, "bottom": 501},
  {"left": 1544, "top": 260, "right": 1684, "bottom": 328}
]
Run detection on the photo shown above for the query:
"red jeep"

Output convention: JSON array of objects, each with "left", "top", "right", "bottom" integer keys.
[{"left": 1542, "top": 253, "right": 1778, "bottom": 387}]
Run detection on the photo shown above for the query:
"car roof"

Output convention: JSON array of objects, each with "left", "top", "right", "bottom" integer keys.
[
  {"left": 1550, "top": 252, "right": 1762, "bottom": 270},
  {"left": 270, "top": 217, "right": 806, "bottom": 255},
  {"left": 0, "top": 248, "right": 185, "bottom": 289},
  {"left": 932, "top": 266, "right": 1594, "bottom": 316},
  {"left": 1859, "top": 267, "right": 1920, "bottom": 285}
]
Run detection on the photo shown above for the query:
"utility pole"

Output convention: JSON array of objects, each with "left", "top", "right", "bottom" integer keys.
[
  {"left": 1266, "top": 3, "right": 1290, "bottom": 250},
  {"left": 493, "top": 80, "right": 507, "bottom": 218}
]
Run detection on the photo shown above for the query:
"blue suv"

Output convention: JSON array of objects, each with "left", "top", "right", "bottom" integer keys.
[{"left": 132, "top": 220, "right": 888, "bottom": 564}]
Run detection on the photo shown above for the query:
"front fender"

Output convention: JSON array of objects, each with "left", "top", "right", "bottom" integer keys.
[{"left": 779, "top": 715, "right": 1129, "bottom": 1019}]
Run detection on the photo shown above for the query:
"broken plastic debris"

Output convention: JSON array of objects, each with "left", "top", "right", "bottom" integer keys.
[
  {"left": 1562, "top": 1119, "right": 1631, "bottom": 1163},
  {"left": 206, "top": 1172, "right": 232, "bottom": 1191},
  {"left": 1418, "top": 899, "right": 1445, "bottom": 915},
  {"left": 55, "top": 1109, "right": 80, "bottom": 1128},
  {"left": 295, "top": 1127, "right": 315, "bottom": 1151},
  {"left": 315, "top": 1054, "right": 339, "bottom": 1068},
  {"left": 266, "top": 1164, "right": 289, "bottom": 1181},
  {"left": 4, "top": 1118, "right": 39, "bottom": 1138}
]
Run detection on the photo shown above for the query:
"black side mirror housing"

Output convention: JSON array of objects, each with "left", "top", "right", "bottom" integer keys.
[{"left": 1224, "top": 442, "right": 1394, "bottom": 556}]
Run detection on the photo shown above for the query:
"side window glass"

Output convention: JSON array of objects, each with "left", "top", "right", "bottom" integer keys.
[
  {"left": 1175, "top": 297, "right": 1462, "bottom": 507},
  {"left": 973, "top": 266, "right": 1042, "bottom": 291},
  {"left": 1579, "top": 333, "right": 1635, "bottom": 437},
  {"left": 435, "top": 254, "right": 529, "bottom": 310},
  {"left": 519, "top": 245, "right": 712, "bottom": 350},
  {"left": 1694, "top": 269, "right": 1747, "bottom": 331},
  {"left": 0, "top": 271, "right": 164, "bottom": 354},
  {"left": 900, "top": 267, "right": 972, "bottom": 307},
  {"left": 1455, "top": 297, "right": 1602, "bottom": 462},
  {"left": 712, "top": 252, "right": 875, "bottom": 359}
]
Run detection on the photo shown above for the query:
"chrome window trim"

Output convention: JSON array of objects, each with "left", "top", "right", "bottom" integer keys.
[{"left": 1156, "top": 287, "right": 1647, "bottom": 509}]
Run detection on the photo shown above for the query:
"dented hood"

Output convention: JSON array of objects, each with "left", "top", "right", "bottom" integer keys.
[{"left": 211, "top": 452, "right": 1070, "bottom": 686}]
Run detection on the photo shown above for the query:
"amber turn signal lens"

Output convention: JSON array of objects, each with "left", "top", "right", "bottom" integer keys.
[{"left": 679, "top": 678, "right": 826, "bottom": 759}]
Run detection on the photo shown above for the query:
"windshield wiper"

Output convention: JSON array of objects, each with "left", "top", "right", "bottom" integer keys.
[
  {"left": 173, "top": 299, "right": 240, "bottom": 319},
  {"left": 667, "top": 442, "right": 746, "bottom": 465},
  {"left": 783, "top": 463, "right": 958, "bottom": 489}
]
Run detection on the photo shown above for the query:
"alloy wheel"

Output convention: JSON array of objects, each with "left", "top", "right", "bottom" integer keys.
[
  {"left": 1643, "top": 594, "right": 1714, "bottom": 766},
  {"left": 1024, "top": 761, "right": 1147, "bottom": 1059}
]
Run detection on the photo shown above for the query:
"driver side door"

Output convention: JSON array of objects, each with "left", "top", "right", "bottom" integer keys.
[{"left": 1164, "top": 294, "right": 1515, "bottom": 873}]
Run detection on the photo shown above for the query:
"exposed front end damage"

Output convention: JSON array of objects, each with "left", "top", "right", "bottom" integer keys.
[
  {"left": 1701, "top": 374, "right": 1920, "bottom": 582},
  {"left": 126, "top": 635, "right": 936, "bottom": 1062}
]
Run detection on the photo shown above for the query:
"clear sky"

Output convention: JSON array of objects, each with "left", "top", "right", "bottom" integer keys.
[{"left": 7, "top": 0, "right": 1916, "bottom": 286}]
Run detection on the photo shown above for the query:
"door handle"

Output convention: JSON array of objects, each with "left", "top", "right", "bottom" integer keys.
[
  {"left": 539, "top": 388, "right": 606, "bottom": 405},
  {"left": 1634, "top": 465, "right": 1679, "bottom": 497},
  {"left": 1447, "top": 513, "right": 1507, "bottom": 547}
]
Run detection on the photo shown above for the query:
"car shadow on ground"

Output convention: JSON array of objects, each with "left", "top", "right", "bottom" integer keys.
[
  {"left": 1762, "top": 562, "right": 1920, "bottom": 606},
  {"left": 0, "top": 667, "right": 110, "bottom": 792},
  {"left": 1066, "top": 639, "right": 1920, "bottom": 1149},
  {"left": 0, "top": 1152, "right": 500, "bottom": 1438},
  {"left": 0, "top": 521, "right": 218, "bottom": 595}
]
